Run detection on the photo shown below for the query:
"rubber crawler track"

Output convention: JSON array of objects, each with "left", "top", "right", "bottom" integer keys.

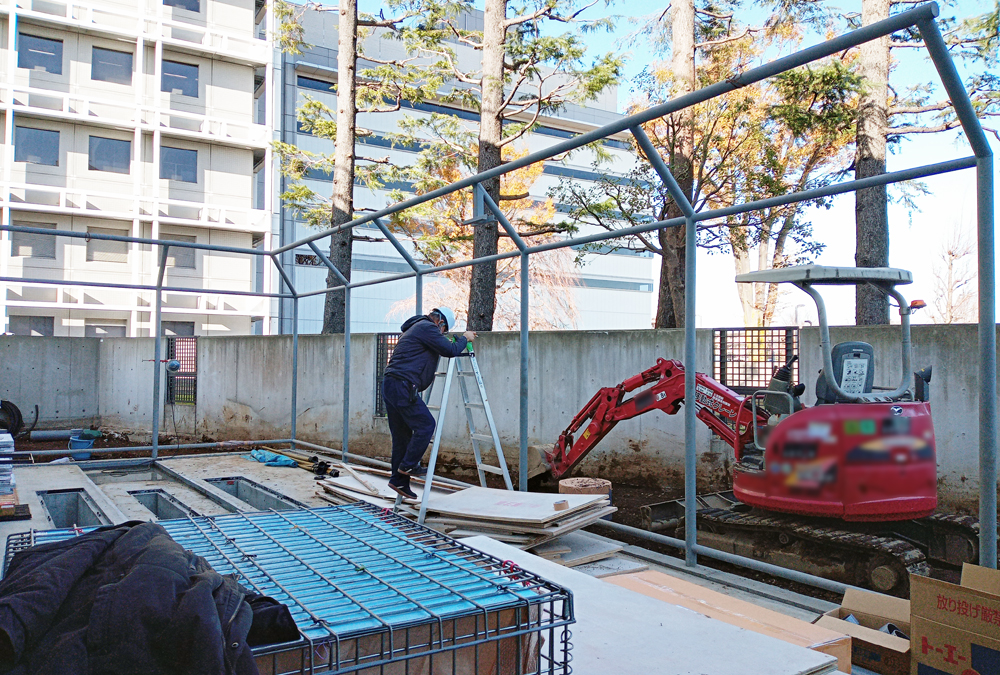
[{"left": 697, "top": 507, "right": 931, "bottom": 593}]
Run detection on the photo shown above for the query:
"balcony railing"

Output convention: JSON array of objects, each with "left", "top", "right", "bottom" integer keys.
[
  {"left": 2, "top": 84, "right": 269, "bottom": 148},
  {"left": 0, "top": 0, "right": 271, "bottom": 64},
  {"left": 1, "top": 182, "right": 269, "bottom": 232}
]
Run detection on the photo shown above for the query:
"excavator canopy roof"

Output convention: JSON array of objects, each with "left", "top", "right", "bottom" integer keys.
[{"left": 735, "top": 265, "right": 912, "bottom": 286}]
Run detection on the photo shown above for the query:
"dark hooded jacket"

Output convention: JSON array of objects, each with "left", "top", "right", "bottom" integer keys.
[
  {"left": 0, "top": 521, "right": 292, "bottom": 675},
  {"left": 383, "top": 315, "right": 468, "bottom": 392}
]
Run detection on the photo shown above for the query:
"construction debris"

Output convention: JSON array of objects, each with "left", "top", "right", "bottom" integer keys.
[{"left": 0, "top": 434, "right": 28, "bottom": 522}]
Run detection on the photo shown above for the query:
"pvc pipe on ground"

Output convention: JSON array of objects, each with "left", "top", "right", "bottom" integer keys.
[
  {"left": 11, "top": 439, "right": 293, "bottom": 456},
  {"left": 29, "top": 429, "right": 83, "bottom": 441}
]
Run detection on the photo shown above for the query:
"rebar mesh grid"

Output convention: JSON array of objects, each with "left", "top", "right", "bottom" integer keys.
[
  {"left": 713, "top": 327, "right": 799, "bottom": 395},
  {"left": 374, "top": 333, "right": 401, "bottom": 417},
  {"left": 4, "top": 503, "right": 574, "bottom": 675}
]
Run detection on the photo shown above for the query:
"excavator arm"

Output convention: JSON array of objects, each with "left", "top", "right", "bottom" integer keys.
[{"left": 545, "top": 358, "right": 761, "bottom": 479}]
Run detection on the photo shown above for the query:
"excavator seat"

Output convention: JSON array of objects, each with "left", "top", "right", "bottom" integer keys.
[{"left": 815, "top": 341, "right": 875, "bottom": 404}]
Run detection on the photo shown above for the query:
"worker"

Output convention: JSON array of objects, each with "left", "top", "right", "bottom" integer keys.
[{"left": 382, "top": 307, "right": 476, "bottom": 500}]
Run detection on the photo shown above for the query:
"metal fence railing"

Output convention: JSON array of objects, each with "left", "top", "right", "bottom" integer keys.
[
  {"left": 166, "top": 336, "right": 197, "bottom": 405},
  {"left": 713, "top": 327, "right": 798, "bottom": 395},
  {"left": 374, "top": 333, "right": 401, "bottom": 417}
]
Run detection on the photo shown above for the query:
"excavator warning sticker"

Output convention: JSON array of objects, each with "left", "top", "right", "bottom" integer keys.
[
  {"left": 695, "top": 384, "right": 736, "bottom": 418},
  {"left": 841, "top": 358, "right": 869, "bottom": 394}
]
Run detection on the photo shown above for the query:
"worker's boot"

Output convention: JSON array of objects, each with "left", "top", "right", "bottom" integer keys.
[{"left": 388, "top": 475, "right": 418, "bottom": 500}]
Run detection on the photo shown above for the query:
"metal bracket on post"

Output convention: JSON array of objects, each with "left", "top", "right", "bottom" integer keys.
[
  {"left": 307, "top": 241, "right": 352, "bottom": 464},
  {"left": 151, "top": 245, "right": 169, "bottom": 461}
]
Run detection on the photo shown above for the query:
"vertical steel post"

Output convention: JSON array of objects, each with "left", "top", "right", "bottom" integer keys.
[
  {"left": 415, "top": 273, "right": 423, "bottom": 315},
  {"left": 306, "top": 241, "right": 351, "bottom": 463},
  {"left": 631, "top": 125, "right": 699, "bottom": 567},
  {"left": 519, "top": 251, "right": 529, "bottom": 491},
  {"left": 343, "top": 286, "right": 351, "bottom": 464},
  {"left": 683, "top": 214, "right": 697, "bottom": 567},
  {"left": 918, "top": 17, "right": 997, "bottom": 568},
  {"left": 151, "top": 246, "right": 169, "bottom": 460},
  {"left": 478, "top": 185, "right": 531, "bottom": 491},
  {"left": 291, "top": 296, "right": 299, "bottom": 450},
  {"left": 976, "top": 156, "right": 997, "bottom": 568}
]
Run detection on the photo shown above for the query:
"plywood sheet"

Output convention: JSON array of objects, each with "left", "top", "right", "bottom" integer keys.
[{"left": 422, "top": 487, "right": 608, "bottom": 525}]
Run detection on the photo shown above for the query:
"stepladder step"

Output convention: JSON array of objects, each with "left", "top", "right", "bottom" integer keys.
[
  {"left": 477, "top": 465, "right": 504, "bottom": 475},
  {"left": 464, "top": 402, "right": 485, "bottom": 409},
  {"left": 470, "top": 433, "right": 495, "bottom": 443}
]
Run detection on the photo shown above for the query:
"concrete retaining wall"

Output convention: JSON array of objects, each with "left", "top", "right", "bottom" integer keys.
[
  {"left": 1, "top": 325, "right": 995, "bottom": 511},
  {"left": 0, "top": 336, "right": 101, "bottom": 429}
]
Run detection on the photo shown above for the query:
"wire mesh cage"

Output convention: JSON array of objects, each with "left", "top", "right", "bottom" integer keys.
[
  {"left": 713, "top": 327, "right": 799, "bottom": 396},
  {"left": 4, "top": 503, "right": 575, "bottom": 675},
  {"left": 374, "top": 333, "right": 401, "bottom": 417},
  {"left": 166, "top": 336, "right": 198, "bottom": 405}
]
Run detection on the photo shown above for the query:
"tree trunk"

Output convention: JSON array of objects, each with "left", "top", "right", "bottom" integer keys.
[
  {"left": 655, "top": 0, "right": 695, "bottom": 329},
  {"left": 466, "top": 0, "right": 506, "bottom": 332},
  {"left": 854, "top": 0, "right": 890, "bottom": 325},
  {"left": 322, "top": 0, "right": 358, "bottom": 334}
]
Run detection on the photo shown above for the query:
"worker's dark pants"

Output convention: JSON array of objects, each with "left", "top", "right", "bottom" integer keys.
[{"left": 382, "top": 376, "right": 436, "bottom": 476}]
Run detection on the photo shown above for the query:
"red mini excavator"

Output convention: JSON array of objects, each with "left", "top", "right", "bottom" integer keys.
[{"left": 545, "top": 266, "right": 982, "bottom": 594}]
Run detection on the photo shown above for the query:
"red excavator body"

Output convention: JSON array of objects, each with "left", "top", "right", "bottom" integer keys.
[
  {"left": 732, "top": 399, "right": 937, "bottom": 521},
  {"left": 545, "top": 358, "right": 938, "bottom": 523}
]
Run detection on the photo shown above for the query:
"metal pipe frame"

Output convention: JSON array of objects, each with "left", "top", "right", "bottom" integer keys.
[{"left": 3, "top": 2, "right": 994, "bottom": 585}]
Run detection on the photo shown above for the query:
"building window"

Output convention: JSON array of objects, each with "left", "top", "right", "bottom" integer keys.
[
  {"left": 9, "top": 316, "right": 54, "bottom": 337},
  {"left": 161, "top": 321, "right": 195, "bottom": 336},
  {"left": 86, "top": 227, "right": 129, "bottom": 263},
  {"left": 164, "top": 234, "right": 197, "bottom": 269},
  {"left": 297, "top": 76, "right": 335, "bottom": 93},
  {"left": 92, "top": 47, "right": 132, "bottom": 85},
  {"left": 14, "top": 127, "right": 59, "bottom": 166},
  {"left": 164, "top": 0, "right": 200, "bottom": 11},
  {"left": 17, "top": 33, "right": 62, "bottom": 74},
  {"left": 85, "top": 320, "right": 127, "bottom": 338},
  {"left": 160, "top": 146, "right": 197, "bottom": 183},
  {"left": 11, "top": 222, "right": 56, "bottom": 259},
  {"left": 88, "top": 136, "right": 131, "bottom": 174},
  {"left": 161, "top": 59, "right": 198, "bottom": 97}
]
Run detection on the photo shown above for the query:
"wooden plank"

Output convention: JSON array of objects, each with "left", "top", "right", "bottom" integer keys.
[
  {"left": 422, "top": 487, "right": 608, "bottom": 525},
  {"left": 530, "top": 540, "right": 571, "bottom": 558},
  {"left": 332, "top": 462, "right": 379, "bottom": 495}
]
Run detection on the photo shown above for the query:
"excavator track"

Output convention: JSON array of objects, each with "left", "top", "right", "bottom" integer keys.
[
  {"left": 916, "top": 512, "right": 997, "bottom": 568},
  {"left": 695, "top": 507, "right": 930, "bottom": 596}
]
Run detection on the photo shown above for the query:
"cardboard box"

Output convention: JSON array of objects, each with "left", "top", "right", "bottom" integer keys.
[
  {"left": 606, "top": 570, "right": 851, "bottom": 673},
  {"left": 814, "top": 588, "right": 911, "bottom": 675},
  {"left": 909, "top": 563, "right": 1000, "bottom": 675}
]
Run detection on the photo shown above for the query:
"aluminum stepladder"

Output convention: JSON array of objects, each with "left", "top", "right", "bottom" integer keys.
[{"left": 394, "top": 348, "right": 514, "bottom": 524}]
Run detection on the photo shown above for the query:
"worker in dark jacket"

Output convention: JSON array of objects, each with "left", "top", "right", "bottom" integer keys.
[{"left": 382, "top": 307, "right": 475, "bottom": 499}]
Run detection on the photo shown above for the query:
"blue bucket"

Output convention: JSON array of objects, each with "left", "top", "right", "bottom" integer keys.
[{"left": 68, "top": 436, "right": 94, "bottom": 461}]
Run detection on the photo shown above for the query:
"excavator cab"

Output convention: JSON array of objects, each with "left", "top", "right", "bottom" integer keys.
[{"left": 732, "top": 265, "right": 937, "bottom": 522}]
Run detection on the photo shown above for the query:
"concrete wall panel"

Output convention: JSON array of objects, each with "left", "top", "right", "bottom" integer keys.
[
  {"left": 0, "top": 336, "right": 100, "bottom": 428},
  {"left": 97, "top": 337, "right": 158, "bottom": 431}
]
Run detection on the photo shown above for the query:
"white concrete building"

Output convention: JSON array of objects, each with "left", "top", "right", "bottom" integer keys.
[
  {"left": 0, "top": 0, "right": 274, "bottom": 337},
  {"left": 274, "top": 7, "right": 655, "bottom": 335}
]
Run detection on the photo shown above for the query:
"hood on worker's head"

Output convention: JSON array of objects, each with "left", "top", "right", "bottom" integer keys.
[{"left": 400, "top": 315, "right": 432, "bottom": 332}]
